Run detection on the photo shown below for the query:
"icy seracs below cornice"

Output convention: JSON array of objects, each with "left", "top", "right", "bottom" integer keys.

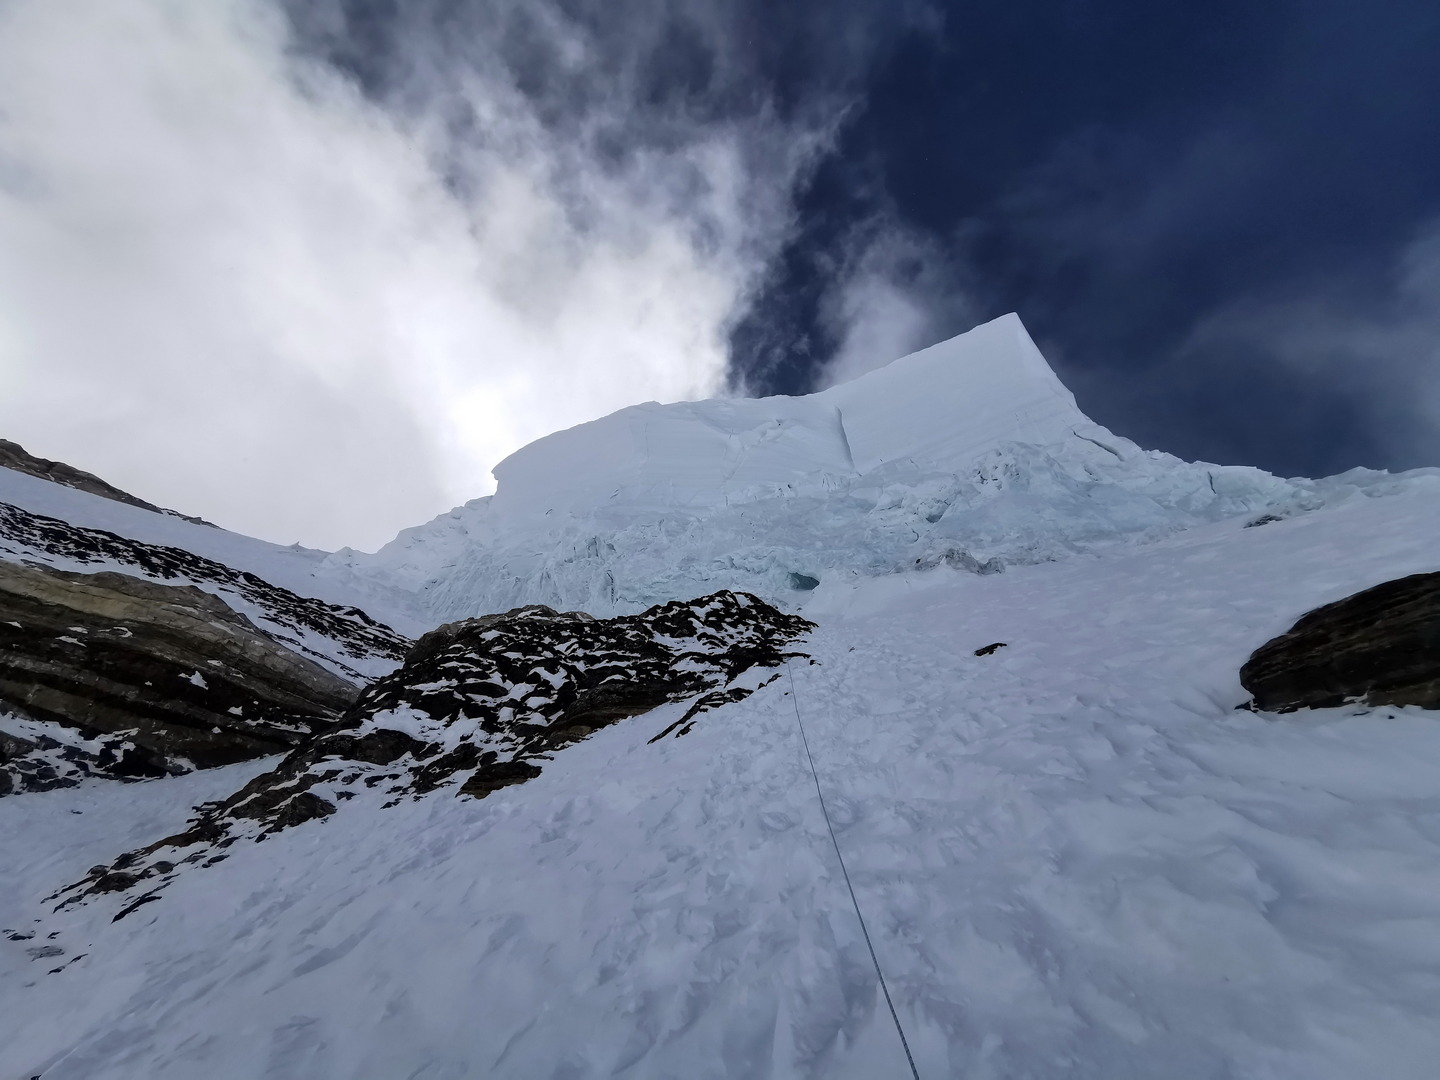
[{"left": 343, "top": 313, "right": 1435, "bottom": 621}]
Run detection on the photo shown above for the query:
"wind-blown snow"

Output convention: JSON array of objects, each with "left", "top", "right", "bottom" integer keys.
[{"left": 3, "top": 471, "right": 1439, "bottom": 1078}]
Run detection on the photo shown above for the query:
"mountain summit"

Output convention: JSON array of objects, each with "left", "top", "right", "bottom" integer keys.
[
  {"left": 3, "top": 316, "right": 1440, "bottom": 1080},
  {"left": 348, "top": 314, "right": 1366, "bottom": 624},
  {"left": 484, "top": 312, "right": 1084, "bottom": 518}
]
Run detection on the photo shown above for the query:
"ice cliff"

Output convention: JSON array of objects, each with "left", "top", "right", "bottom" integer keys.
[{"left": 344, "top": 313, "right": 1369, "bottom": 621}]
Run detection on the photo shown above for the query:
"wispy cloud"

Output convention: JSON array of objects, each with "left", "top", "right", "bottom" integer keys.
[
  {"left": 818, "top": 222, "right": 977, "bottom": 388},
  {"left": 1175, "top": 218, "right": 1440, "bottom": 471}
]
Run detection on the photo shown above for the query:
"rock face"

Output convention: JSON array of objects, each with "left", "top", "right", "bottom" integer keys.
[
  {"left": 1240, "top": 572, "right": 1440, "bottom": 712},
  {"left": 0, "top": 500, "right": 409, "bottom": 681},
  {"left": 56, "top": 591, "right": 813, "bottom": 914},
  {"left": 0, "top": 562, "right": 362, "bottom": 791},
  {"left": 0, "top": 438, "right": 212, "bottom": 525}
]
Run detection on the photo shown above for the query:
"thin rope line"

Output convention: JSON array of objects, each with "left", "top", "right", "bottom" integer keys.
[{"left": 786, "top": 663, "right": 921, "bottom": 1080}]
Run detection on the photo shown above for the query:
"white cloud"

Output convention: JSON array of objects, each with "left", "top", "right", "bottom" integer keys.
[
  {"left": 819, "top": 225, "right": 976, "bottom": 389},
  {"left": 0, "top": 0, "right": 825, "bottom": 549},
  {"left": 822, "top": 274, "right": 937, "bottom": 388}
]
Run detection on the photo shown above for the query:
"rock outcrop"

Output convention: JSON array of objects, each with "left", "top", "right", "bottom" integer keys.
[
  {"left": 0, "top": 713, "right": 166, "bottom": 794},
  {"left": 0, "top": 562, "right": 363, "bottom": 791},
  {"left": 55, "top": 591, "right": 813, "bottom": 915},
  {"left": 1240, "top": 572, "right": 1440, "bottom": 712},
  {"left": 0, "top": 438, "right": 212, "bottom": 525},
  {"left": 0, "top": 501, "right": 409, "bottom": 681}
]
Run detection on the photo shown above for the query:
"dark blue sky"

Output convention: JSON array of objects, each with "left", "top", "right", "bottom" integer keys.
[
  {"left": 726, "top": 0, "right": 1440, "bottom": 476},
  {"left": 304, "top": 0, "right": 1440, "bottom": 478}
]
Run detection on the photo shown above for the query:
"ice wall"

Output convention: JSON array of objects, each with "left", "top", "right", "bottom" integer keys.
[{"left": 352, "top": 313, "right": 1346, "bottom": 621}]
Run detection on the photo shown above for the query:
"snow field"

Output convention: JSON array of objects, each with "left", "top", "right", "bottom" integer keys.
[
  {"left": 3, "top": 480, "right": 1439, "bottom": 1078},
  {"left": 789, "top": 487, "right": 1440, "bottom": 1078}
]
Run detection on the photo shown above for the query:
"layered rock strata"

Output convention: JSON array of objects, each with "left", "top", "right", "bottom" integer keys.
[
  {"left": 1241, "top": 571, "right": 1440, "bottom": 712},
  {"left": 0, "top": 501, "right": 409, "bottom": 680},
  {"left": 0, "top": 562, "right": 362, "bottom": 789}
]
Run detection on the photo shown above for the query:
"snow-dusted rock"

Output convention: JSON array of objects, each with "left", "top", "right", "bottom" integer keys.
[
  {"left": 0, "top": 562, "right": 363, "bottom": 788},
  {"left": 0, "top": 712, "right": 164, "bottom": 794},
  {"left": 0, "top": 501, "right": 410, "bottom": 683},
  {"left": 55, "top": 590, "right": 812, "bottom": 917}
]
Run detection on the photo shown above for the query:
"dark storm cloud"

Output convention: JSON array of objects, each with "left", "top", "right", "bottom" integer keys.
[{"left": 730, "top": 0, "right": 1440, "bottom": 474}]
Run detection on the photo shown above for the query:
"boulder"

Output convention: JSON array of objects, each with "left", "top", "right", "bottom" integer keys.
[{"left": 1240, "top": 572, "right": 1440, "bottom": 712}]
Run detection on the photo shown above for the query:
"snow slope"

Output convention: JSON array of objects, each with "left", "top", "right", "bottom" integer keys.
[
  {"left": 4, "top": 470, "right": 1440, "bottom": 1079},
  {"left": 4, "top": 313, "right": 1440, "bottom": 1079}
]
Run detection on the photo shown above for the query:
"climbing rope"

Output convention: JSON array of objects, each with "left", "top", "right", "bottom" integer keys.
[{"left": 785, "top": 662, "right": 921, "bottom": 1080}]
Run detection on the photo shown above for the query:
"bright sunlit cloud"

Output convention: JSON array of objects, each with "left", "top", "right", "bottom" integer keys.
[{"left": 0, "top": 0, "right": 826, "bottom": 549}]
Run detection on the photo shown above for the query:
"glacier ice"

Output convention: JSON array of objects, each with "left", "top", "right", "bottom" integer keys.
[{"left": 343, "top": 313, "right": 1420, "bottom": 622}]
